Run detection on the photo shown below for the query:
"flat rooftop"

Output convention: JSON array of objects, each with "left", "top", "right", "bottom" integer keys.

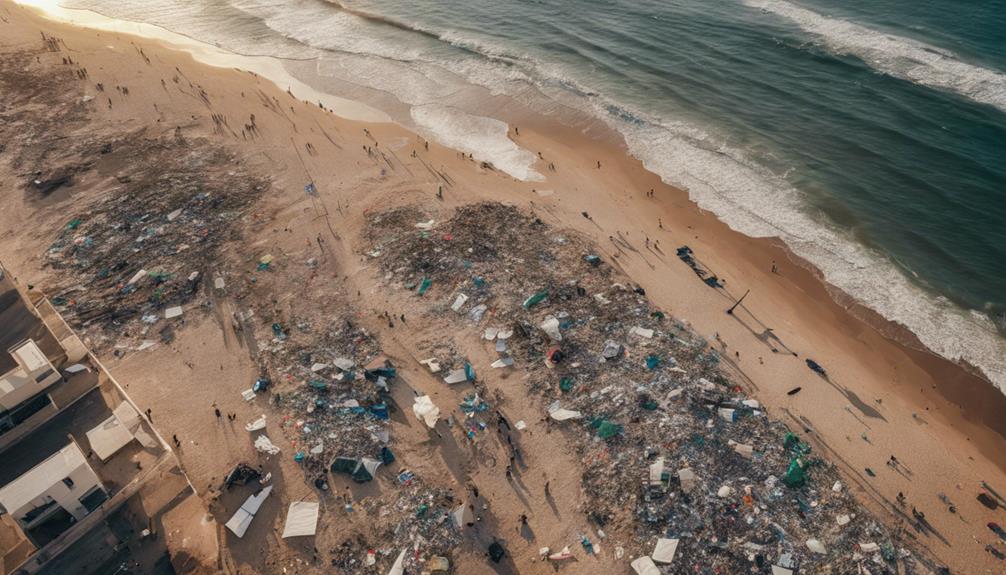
[
  {"left": 0, "top": 273, "right": 62, "bottom": 375},
  {"left": 0, "top": 383, "right": 162, "bottom": 492}
]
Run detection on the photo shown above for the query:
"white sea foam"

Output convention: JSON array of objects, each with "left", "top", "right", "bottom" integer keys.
[
  {"left": 411, "top": 105, "right": 542, "bottom": 181},
  {"left": 613, "top": 113, "right": 1006, "bottom": 393},
  {"left": 744, "top": 0, "right": 1006, "bottom": 112}
]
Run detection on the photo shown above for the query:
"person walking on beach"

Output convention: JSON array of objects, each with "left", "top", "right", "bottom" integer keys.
[
  {"left": 214, "top": 407, "right": 221, "bottom": 419},
  {"left": 145, "top": 408, "right": 152, "bottom": 421}
]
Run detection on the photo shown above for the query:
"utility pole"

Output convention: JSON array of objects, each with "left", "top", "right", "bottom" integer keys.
[{"left": 726, "top": 289, "right": 750, "bottom": 315}]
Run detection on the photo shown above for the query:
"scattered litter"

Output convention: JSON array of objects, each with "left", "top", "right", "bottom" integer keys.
[{"left": 164, "top": 306, "right": 183, "bottom": 319}]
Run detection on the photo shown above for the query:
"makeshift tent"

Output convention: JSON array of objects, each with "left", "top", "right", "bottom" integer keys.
[
  {"left": 225, "top": 485, "right": 273, "bottom": 538},
  {"left": 451, "top": 503, "right": 474, "bottom": 527},
  {"left": 488, "top": 541, "right": 506, "bottom": 563},
  {"left": 281, "top": 501, "right": 320, "bottom": 538},
  {"left": 412, "top": 395, "right": 441, "bottom": 428},
  {"left": 330, "top": 456, "right": 381, "bottom": 483}
]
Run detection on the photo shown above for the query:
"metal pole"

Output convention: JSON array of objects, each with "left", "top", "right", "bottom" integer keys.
[{"left": 726, "top": 289, "right": 750, "bottom": 315}]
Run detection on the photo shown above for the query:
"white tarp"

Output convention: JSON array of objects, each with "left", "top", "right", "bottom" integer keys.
[
  {"left": 254, "top": 435, "right": 281, "bottom": 455},
  {"left": 652, "top": 538, "right": 679, "bottom": 564},
  {"left": 678, "top": 468, "right": 698, "bottom": 491},
  {"left": 225, "top": 485, "right": 273, "bottom": 538},
  {"left": 648, "top": 457, "right": 665, "bottom": 486},
  {"left": 443, "top": 369, "right": 467, "bottom": 384},
  {"left": 630, "top": 556, "right": 660, "bottom": 575},
  {"left": 388, "top": 549, "right": 406, "bottom": 575},
  {"left": 540, "top": 316, "right": 562, "bottom": 341},
  {"left": 547, "top": 401, "right": 582, "bottom": 421},
  {"left": 630, "top": 326, "right": 654, "bottom": 339},
  {"left": 245, "top": 415, "right": 267, "bottom": 432},
  {"left": 413, "top": 395, "right": 440, "bottom": 428},
  {"left": 281, "top": 501, "right": 320, "bottom": 538}
]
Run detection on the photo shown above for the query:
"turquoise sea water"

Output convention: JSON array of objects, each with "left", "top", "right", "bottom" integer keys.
[{"left": 60, "top": 0, "right": 1006, "bottom": 390}]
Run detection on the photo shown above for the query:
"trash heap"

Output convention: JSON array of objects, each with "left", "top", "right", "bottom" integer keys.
[
  {"left": 332, "top": 476, "right": 461, "bottom": 574},
  {"left": 364, "top": 202, "right": 944, "bottom": 575},
  {"left": 40, "top": 132, "right": 268, "bottom": 351},
  {"left": 253, "top": 314, "right": 395, "bottom": 488}
]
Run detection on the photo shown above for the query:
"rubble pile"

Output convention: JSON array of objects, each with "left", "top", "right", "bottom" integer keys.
[
  {"left": 364, "top": 202, "right": 942, "bottom": 574},
  {"left": 41, "top": 134, "right": 268, "bottom": 350}
]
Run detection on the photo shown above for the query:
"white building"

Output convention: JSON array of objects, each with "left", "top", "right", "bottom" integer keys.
[
  {"left": 0, "top": 340, "right": 62, "bottom": 416},
  {"left": 0, "top": 443, "right": 105, "bottom": 539}
]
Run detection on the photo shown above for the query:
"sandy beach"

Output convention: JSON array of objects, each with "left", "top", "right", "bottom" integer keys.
[{"left": 2, "top": 1, "right": 1006, "bottom": 573}]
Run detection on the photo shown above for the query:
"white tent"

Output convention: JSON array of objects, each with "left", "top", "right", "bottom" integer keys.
[
  {"left": 450, "top": 503, "right": 474, "bottom": 527},
  {"left": 281, "top": 501, "right": 320, "bottom": 538},
  {"left": 225, "top": 485, "right": 273, "bottom": 538}
]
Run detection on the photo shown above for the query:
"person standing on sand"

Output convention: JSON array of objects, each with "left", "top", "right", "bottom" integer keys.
[{"left": 214, "top": 407, "right": 221, "bottom": 419}]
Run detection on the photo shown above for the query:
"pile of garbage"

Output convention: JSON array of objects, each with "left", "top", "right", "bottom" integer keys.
[
  {"left": 364, "top": 202, "right": 945, "bottom": 574},
  {"left": 40, "top": 132, "right": 268, "bottom": 351},
  {"left": 251, "top": 313, "right": 397, "bottom": 488},
  {"left": 341, "top": 476, "right": 461, "bottom": 574}
]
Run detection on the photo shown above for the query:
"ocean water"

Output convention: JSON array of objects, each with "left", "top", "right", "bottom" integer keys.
[{"left": 56, "top": 0, "right": 1006, "bottom": 392}]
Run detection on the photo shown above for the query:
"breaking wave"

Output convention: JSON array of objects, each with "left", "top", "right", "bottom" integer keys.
[{"left": 744, "top": 0, "right": 1006, "bottom": 112}]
